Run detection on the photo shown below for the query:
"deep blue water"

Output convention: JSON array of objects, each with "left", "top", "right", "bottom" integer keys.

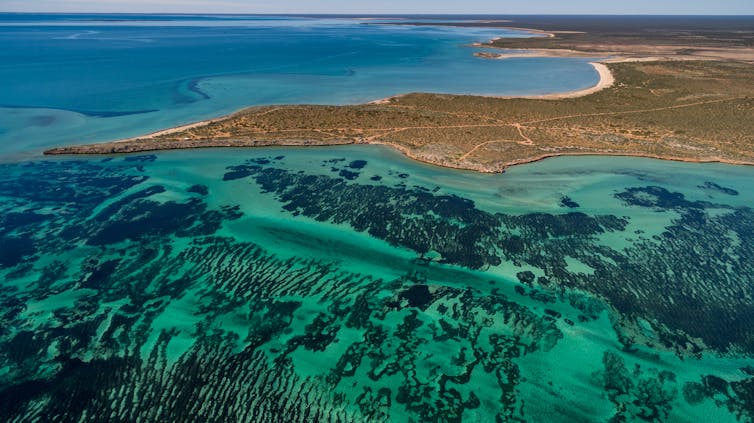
[{"left": 0, "top": 14, "right": 600, "bottom": 157}]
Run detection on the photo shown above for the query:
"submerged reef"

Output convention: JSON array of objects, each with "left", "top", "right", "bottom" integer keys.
[
  {"left": 228, "top": 162, "right": 754, "bottom": 356},
  {"left": 0, "top": 156, "right": 752, "bottom": 421}
]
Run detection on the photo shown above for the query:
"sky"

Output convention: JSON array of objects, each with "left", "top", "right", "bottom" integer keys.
[{"left": 1, "top": 0, "right": 752, "bottom": 15}]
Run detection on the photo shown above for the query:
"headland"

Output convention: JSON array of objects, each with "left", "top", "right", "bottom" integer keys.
[{"left": 46, "top": 17, "right": 754, "bottom": 173}]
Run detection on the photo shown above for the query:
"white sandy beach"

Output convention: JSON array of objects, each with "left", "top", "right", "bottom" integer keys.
[
  {"left": 371, "top": 61, "right": 615, "bottom": 104},
  {"left": 531, "top": 62, "right": 615, "bottom": 99}
]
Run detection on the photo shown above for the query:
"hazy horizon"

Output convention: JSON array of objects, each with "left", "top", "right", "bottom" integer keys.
[
  {"left": 1, "top": 0, "right": 752, "bottom": 16},
  {"left": 2, "top": 12, "right": 754, "bottom": 16}
]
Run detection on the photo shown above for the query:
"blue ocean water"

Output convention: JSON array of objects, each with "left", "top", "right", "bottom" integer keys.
[{"left": 0, "top": 14, "right": 599, "bottom": 157}]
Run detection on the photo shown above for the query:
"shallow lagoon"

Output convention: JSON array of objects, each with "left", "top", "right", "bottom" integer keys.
[
  {"left": 1, "top": 146, "right": 754, "bottom": 421},
  {"left": 1, "top": 14, "right": 753, "bottom": 423}
]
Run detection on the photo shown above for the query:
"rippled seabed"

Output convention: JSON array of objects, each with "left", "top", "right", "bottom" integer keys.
[{"left": 1, "top": 146, "right": 753, "bottom": 422}]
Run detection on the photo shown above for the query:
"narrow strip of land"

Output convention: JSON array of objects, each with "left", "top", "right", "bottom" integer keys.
[{"left": 46, "top": 48, "right": 754, "bottom": 174}]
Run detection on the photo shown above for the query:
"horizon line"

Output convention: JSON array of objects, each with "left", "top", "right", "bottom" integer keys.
[{"left": 2, "top": 12, "right": 754, "bottom": 17}]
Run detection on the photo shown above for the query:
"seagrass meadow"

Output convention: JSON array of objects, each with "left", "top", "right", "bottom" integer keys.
[{"left": 2, "top": 146, "right": 754, "bottom": 422}]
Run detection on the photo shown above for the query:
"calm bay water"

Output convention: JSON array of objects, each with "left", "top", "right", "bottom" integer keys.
[
  {"left": 0, "top": 14, "right": 753, "bottom": 422},
  {"left": 0, "top": 13, "right": 598, "bottom": 157}
]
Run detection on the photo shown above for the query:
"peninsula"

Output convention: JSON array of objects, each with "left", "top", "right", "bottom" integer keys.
[{"left": 46, "top": 18, "right": 754, "bottom": 173}]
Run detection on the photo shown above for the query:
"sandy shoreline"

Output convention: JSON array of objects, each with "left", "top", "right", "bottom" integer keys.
[
  {"left": 370, "top": 60, "right": 616, "bottom": 105},
  {"left": 132, "top": 116, "right": 229, "bottom": 140},
  {"left": 528, "top": 62, "right": 615, "bottom": 99},
  {"left": 102, "top": 107, "right": 278, "bottom": 144},
  {"left": 371, "top": 32, "right": 620, "bottom": 104}
]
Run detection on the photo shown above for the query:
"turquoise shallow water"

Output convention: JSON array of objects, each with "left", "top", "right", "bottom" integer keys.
[
  {"left": 2, "top": 146, "right": 754, "bottom": 421},
  {"left": 1, "top": 13, "right": 754, "bottom": 423}
]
